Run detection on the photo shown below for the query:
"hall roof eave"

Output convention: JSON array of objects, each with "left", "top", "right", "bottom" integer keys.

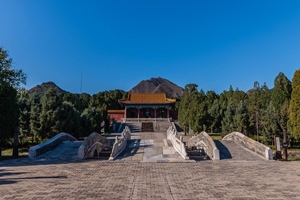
[{"left": 118, "top": 93, "right": 176, "bottom": 105}]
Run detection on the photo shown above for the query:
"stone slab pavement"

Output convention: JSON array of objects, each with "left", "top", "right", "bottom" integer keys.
[
  {"left": 116, "top": 132, "right": 193, "bottom": 162},
  {"left": 1, "top": 159, "right": 300, "bottom": 199}
]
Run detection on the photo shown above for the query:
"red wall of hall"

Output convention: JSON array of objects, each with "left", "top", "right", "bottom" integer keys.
[{"left": 109, "top": 113, "right": 124, "bottom": 121}]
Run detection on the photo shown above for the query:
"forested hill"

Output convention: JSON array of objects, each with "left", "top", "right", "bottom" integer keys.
[
  {"left": 28, "top": 81, "right": 67, "bottom": 97},
  {"left": 129, "top": 77, "right": 184, "bottom": 98}
]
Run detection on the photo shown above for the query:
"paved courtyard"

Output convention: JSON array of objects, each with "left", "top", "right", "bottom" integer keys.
[
  {"left": 1, "top": 130, "right": 299, "bottom": 199},
  {"left": 1, "top": 159, "right": 300, "bottom": 199}
]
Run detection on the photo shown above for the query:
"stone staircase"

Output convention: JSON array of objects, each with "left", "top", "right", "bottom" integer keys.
[
  {"left": 125, "top": 122, "right": 141, "bottom": 133},
  {"left": 141, "top": 122, "right": 154, "bottom": 132},
  {"left": 154, "top": 122, "right": 172, "bottom": 133}
]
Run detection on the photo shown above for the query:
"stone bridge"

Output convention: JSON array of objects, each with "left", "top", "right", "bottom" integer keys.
[
  {"left": 27, "top": 125, "right": 273, "bottom": 163},
  {"left": 187, "top": 130, "right": 273, "bottom": 161}
]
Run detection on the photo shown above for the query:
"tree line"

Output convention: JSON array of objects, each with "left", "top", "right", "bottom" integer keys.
[
  {"left": 1, "top": 45, "right": 300, "bottom": 156},
  {"left": 178, "top": 70, "right": 300, "bottom": 147},
  {"left": 18, "top": 88, "right": 126, "bottom": 143},
  {"left": 0, "top": 46, "right": 127, "bottom": 155}
]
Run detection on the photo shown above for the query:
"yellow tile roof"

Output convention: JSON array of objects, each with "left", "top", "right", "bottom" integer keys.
[{"left": 119, "top": 93, "right": 176, "bottom": 105}]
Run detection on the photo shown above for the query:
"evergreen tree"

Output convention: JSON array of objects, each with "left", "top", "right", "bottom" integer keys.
[
  {"left": 18, "top": 97, "right": 31, "bottom": 144},
  {"left": 208, "top": 99, "right": 222, "bottom": 133},
  {"left": 221, "top": 100, "right": 237, "bottom": 134},
  {"left": 0, "top": 84, "right": 19, "bottom": 155},
  {"left": 189, "top": 89, "right": 207, "bottom": 133},
  {"left": 248, "top": 81, "right": 263, "bottom": 140},
  {"left": 288, "top": 69, "right": 300, "bottom": 138},
  {"left": 29, "top": 94, "right": 42, "bottom": 142},
  {"left": 235, "top": 100, "right": 249, "bottom": 135},
  {"left": 261, "top": 101, "right": 279, "bottom": 144},
  {"left": 271, "top": 72, "right": 292, "bottom": 158},
  {"left": 178, "top": 84, "right": 198, "bottom": 134},
  {"left": 39, "top": 89, "right": 63, "bottom": 139},
  {"left": 0, "top": 47, "right": 26, "bottom": 156},
  {"left": 81, "top": 107, "right": 103, "bottom": 136},
  {"left": 57, "top": 101, "right": 80, "bottom": 138}
]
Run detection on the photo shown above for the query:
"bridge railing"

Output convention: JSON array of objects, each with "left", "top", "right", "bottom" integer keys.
[
  {"left": 109, "top": 126, "right": 131, "bottom": 160},
  {"left": 187, "top": 131, "right": 220, "bottom": 160},
  {"left": 28, "top": 132, "right": 77, "bottom": 159},
  {"left": 78, "top": 132, "right": 110, "bottom": 159},
  {"left": 167, "top": 123, "right": 189, "bottom": 160},
  {"left": 223, "top": 132, "right": 273, "bottom": 160}
]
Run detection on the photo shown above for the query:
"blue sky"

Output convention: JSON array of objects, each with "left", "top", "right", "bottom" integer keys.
[{"left": 1, "top": 0, "right": 300, "bottom": 94}]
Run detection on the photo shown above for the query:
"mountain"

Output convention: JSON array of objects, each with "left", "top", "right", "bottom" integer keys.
[
  {"left": 129, "top": 77, "right": 184, "bottom": 98},
  {"left": 28, "top": 81, "right": 67, "bottom": 97}
]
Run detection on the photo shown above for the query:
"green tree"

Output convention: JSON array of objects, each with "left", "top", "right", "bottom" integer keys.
[
  {"left": 18, "top": 97, "right": 31, "bottom": 144},
  {"left": 29, "top": 94, "right": 42, "bottom": 142},
  {"left": 208, "top": 99, "right": 222, "bottom": 133},
  {"left": 58, "top": 101, "right": 80, "bottom": 138},
  {"left": 289, "top": 69, "right": 300, "bottom": 139},
  {"left": 261, "top": 101, "right": 279, "bottom": 144},
  {"left": 81, "top": 107, "right": 103, "bottom": 136},
  {"left": 271, "top": 72, "right": 292, "bottom": 159},
  {"left": 221, "top": 100, "right": 237, "bottom": 134},
  {"left": 0, "top": 84, "right": 19, "bottom": 155},
  {"left": 248, "top": 81, "right": 264, "bottom": 140},
  {"left": 178, "top": 84, "right": 198, "bottom": 134},
  {"left": 235, "top": 100, "right": 249, "bottom": 135},
  {"left": 189, "top": 89, "right": 207, "bottom": 133},
  {"left": 0, "top": 47, "right": 26, "bottom": 156},
  {"left": 39, "top": 89, "right": 63, "bottom": 139}
]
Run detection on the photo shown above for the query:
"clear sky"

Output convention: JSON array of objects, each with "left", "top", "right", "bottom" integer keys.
[{"left": 1, "top": 0, "right": 300, "bottom": 94}]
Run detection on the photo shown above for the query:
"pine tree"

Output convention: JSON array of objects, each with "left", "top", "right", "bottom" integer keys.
[
  {"left": 0, "top": 84, "right": 19, "bottom": 155},
  {"left": 288, "top": 69, "right": 300, "bottom": 139},
  {"left": 81, "top": 107, "right": 103, "bottom": 136},
  {"left": 208, "top": 99, "right": 221, "bottom": 133},
  {"left": 221, "top": 100, "right": 237, "bottom": 134},
  {"left": 57, "top": 101, "right": 80, "bottom": 138},
  {"left": 189, "top": 89, "right": 207, "bottom": 133},
  {"left": 18, "top": 97, "right": 31, "bottom": 144},
  {"left": 271, "top": 72, "right": 292, "bottom": 159},
  {"left": 178, "top": 84, "right": 198, "bottom": 134},
  {"left": 235, "top": 100, "right": 249, "bottom": 135},
  {"left": 0, "top": 47, "right": 26, "bottom": 156},
  {"left": 30, "top": 94, "right": 42, "bottom": 142},
  {"left": 39, "top": 89, "right": 63, "bottom": 139}
]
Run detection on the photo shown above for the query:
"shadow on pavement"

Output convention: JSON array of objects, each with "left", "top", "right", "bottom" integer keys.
[{"left": 214, "top": 140, "right": 232, "bottom": 160}]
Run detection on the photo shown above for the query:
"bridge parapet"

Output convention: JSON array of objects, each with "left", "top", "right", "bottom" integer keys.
[
  {"left": 223, "top": 132, "right": 273, "bottom": 160},
  {"left": 28, "top": 132, "right": 77, "bottom": 159},
  {"left": 109, "top": 126, "right": 131, "bottom": 160},
  {"left": 167, "top": 123, "right": 189, "bottom": 160},
  {"left": 187, "top": 131, "right": 220, "bottom": 160},
  {"left": 78, "top": 132, "right": 110, "bottom": 159}
]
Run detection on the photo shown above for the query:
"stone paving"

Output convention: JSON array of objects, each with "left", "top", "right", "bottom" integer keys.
[
  {"left": 216, "top": 140, "right": 266, "bottom": 161},
  {"left": 1, "top": 132, "right": 299, "bottom": 199},
  {"left": 117, "top": 132, "right": 191, "bottom": 162},
  {"left": 1, "top": 159, "right": 300, "bottom": 199}
]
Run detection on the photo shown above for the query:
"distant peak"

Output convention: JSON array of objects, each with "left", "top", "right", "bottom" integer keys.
[{"left": 129, "top": 77, "right": 183, "bottom": 98}]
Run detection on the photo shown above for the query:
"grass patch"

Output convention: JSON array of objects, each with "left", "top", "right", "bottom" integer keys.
[
  {"left": 2, "top": 149, "right": 12, "bottom": 155},
  {"left": 208, "top": 133, "right": 223, "bottom": 140},
  {"left": 287, "top": 149, "right": 300, "bottom": 161}
]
